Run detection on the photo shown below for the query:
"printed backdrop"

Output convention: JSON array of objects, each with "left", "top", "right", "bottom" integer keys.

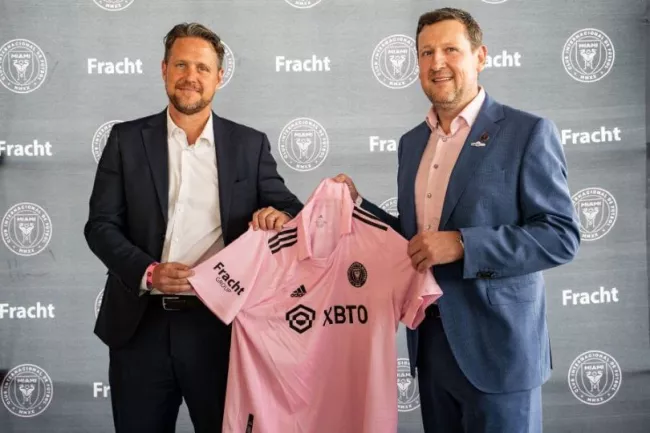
[{"left": 0, "top": 0, "right": 649, "bottom": 432}]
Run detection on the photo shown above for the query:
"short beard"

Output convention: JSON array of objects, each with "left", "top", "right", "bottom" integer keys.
[
  {"left": 168, "top": 92, "right": 211, "bottom": 115},
  {"left": 426, "top": 85, "right": 464, "bottom": 113}
]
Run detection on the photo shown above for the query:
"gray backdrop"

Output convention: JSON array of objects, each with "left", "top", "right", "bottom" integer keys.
[{"left": 1, "top": 0, "right": 649, "bottom": 432}]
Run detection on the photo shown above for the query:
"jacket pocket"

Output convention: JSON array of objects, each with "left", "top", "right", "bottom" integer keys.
[{"left": 487, "top": 275, "right": 538, "bottom": 305}]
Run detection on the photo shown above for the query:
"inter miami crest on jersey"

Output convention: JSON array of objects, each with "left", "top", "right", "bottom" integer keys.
[{"left": 347, "top": 262, "right": 367, "bottom": 287}]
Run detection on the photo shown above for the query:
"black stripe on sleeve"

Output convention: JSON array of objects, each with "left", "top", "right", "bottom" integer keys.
[
  {"left": 268, "top": 228, "right": 297, "bottom": 245},
  {"left": 352, "top": 213, "right": 388, "bottom": 231},
  {"left": 353, "top": 206, "right": 383, "bottom": 222},
  {"left": 271, "top": 239, "right": 299, "bottom": 254}
]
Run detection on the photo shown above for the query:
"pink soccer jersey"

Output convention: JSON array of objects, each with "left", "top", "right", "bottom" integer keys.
[{"left": 188, "top": 179, "right": 442, "bottom": 433}]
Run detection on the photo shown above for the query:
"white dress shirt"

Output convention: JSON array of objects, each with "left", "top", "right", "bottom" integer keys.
[{"left": 144, "top": 108, "right": 225, "bottom": 295}]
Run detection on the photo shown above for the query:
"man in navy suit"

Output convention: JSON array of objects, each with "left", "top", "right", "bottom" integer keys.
[
  {"left": 84, "top": 23, "right": 302, "bottom": 433},
  {"left": 336, "top": 8, "right": 580, "bottom": 433}
]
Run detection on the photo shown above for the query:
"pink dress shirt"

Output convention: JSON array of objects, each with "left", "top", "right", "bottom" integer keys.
[{"left": 414, "top": 88, "right": 486, "bottom": 233}]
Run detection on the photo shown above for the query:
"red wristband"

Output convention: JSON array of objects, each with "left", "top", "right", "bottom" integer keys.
[{"left": 146, "top": 262, "right": 159, "bottom": 290}]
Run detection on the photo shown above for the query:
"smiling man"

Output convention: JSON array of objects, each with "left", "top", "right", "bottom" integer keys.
[
  {"left": 84, "top": 23, "right": 302, "bottom": 433},
  {"left": 335, "top": 7, "right": 580, "bottom": 433}
]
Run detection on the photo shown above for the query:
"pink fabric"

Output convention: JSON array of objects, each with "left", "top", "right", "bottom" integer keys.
[
  {"left": 188, "top": 179, "right": 442, "bottom": 433},
  {"left": 414, "top": 88, "right": 486, "bottom": 232}
]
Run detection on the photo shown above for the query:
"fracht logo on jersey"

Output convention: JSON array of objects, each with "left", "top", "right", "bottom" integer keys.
[{"left": 213, "top": 262, "right": 244, "bottom": 295}]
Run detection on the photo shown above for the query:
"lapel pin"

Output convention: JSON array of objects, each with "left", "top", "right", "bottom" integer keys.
[{"left": 471, "top": 132, "right": 489, "bottom": 147}]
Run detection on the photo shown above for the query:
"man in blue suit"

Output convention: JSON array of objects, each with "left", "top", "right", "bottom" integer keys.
[{"left": 336, "top": 7, "right": 580, "bottom": 433}]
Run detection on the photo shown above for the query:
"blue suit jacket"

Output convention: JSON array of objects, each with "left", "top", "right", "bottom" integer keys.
[{"left": 363, "top": 94, "right": 580, "bottom": 393}]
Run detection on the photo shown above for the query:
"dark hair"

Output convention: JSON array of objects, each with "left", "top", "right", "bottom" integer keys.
[
  {"left": 416, "top": 8, "right": 483, "bottom": 51},
  {"left": 163, "top": 23, "right": 225, "bottom": 68}
]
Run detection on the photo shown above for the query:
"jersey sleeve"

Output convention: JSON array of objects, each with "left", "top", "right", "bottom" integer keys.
[
  {"left": 188, "top": 228, "right": 275, "bottom": 325},
  {"left": 389, "top": 232, "right": 443, "bottom": 329}
]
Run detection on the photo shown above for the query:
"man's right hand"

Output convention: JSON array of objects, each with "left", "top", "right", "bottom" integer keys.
[
  {"left": 333, "top": 174, "right": 359, "bottom": 201},
  {"left": 151, "top": 262, "right": 194, "bottom": 294}
]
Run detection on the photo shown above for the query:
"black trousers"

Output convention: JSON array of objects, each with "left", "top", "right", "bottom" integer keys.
[{"left": 108, "top": 296, "right": 231, "bottom": 433}]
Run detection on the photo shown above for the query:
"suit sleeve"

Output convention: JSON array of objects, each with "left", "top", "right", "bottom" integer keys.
[
  {"left": 188, "top": 228, "right": 275, "bottom": 324},
  {"left": 83, "top": 126, "right": 155, "bottom": 295},
  {"left": 459, "top": 118, "right": 581, "bottom": 279},
  {"left": 257, "top": 133, "right": 303, "bottom": 217}
]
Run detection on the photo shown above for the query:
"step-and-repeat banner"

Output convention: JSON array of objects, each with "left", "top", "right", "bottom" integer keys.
[{"left": 1, "top": 0, "right": 648, "bottom": 432}]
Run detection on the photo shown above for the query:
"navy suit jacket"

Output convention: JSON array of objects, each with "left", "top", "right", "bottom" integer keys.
[
  {"left": 362, "top": 94, "right": 580, "bottom": 393},
  {"left": 84, "top": 109, "right": 303, "bottom": 349}
]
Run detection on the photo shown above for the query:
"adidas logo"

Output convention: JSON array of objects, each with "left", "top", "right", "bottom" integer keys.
[{"left": 291, "top": 285, "right": 307, "bottom": 298}]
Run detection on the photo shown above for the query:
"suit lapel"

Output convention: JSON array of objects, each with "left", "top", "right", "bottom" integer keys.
[
  {"left": 439, "top": 95, "right": 503, "bottom": 230},
  {"left": 141, "top": 110, "right": 169, "bottom": 223},
  {"left": 402, "top": 123, "right": 430, "bottom": 239},
  {"left": 213, "top": 113, "right": 235, "bottom": 239}
]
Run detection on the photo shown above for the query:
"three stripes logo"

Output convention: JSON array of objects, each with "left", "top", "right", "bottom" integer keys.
[
  {"left": 291, "top": 285, "right": 307, "bottom": 297},
  {"left": 268, "top": 227, "right": 298, "bottom": 254},
  {"left": 353, "top": 206, "right": 388, "bottom": 231}
]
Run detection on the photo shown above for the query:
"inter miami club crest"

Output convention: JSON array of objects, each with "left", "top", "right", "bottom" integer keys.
[
  {"left": 1, "top": 202, "right": 53, "bottom": 257},
  {"left": 1, "top": 364, "right": 53, "bottom": 417},
  {"left": 286, "top": 304, "right": 316, "bottom": 334},
  {"left": 371, "top": 35, "right": 418, "bottom": 89},
  {"left": 278, "top": 117, "right": 329, "bottom": 172},
  {"left": 0, "top": 39, "right": 48, "bottom": 94},
  {"left": 568, "top": 350, "right": 622, "bottom": 405},
  {"left": 397, "top": 358, "right": 420, "bottom": 412},
  {"left": 562, "top": 28, "right": 615, "bottom": 83},
  {"left": 284, "top": 0, "right": 323, "bottom": 9},
  {"left": 379, "top": 198, "right": 398, "bottom": 218},
  {"left": 93, "top": 0, "right": 135, "bottom": 11},
  {"left": 95, "top": 289, "right": 104, "bottom": 318},
  {"left": 92, "top": 120, "right": 122, "bottom": 163},
  {"left": 348, "top": 262, "right": 367, "bottom": 288},
  {"left": 571, "top": 187, "right": 617, "bottom": 241},
  {"left": 219, "top": 41, "right": 236, "bottom": 88}
]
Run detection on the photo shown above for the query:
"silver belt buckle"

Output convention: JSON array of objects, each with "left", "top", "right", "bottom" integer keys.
[{"left": 162, "top": 296, "right": 180, "bottom": 311}]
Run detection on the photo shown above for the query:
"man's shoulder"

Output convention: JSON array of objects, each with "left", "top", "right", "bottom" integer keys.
[
  {"left": 401, "top": 121, "right": 429, "bottom": 142},
  {"left": 216, "top": 115, "right": 267, "bottom": 142},
  {"left": 111, "top": 111, "right": 165, "bottom": 132},
  {"left": 501, "top": 103, "right": 544, "bottom": 125},
  {"left": 493, "top": 99, "right": 555, "bottom": 133}
]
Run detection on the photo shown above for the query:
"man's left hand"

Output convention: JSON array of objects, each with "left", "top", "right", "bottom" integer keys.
[
  {"left": 250, "top": 207, "right": 291, "bottom": 231},
  {"left": 407, "top": 231, "right": 464, "bottom": 272}
]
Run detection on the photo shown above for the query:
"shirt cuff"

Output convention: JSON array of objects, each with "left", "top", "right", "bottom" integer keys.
[
  {"left": 355, "top": 195, "right": 363, "bottom": 207},
  {"left": 139, "top": 262, "right": 158, "bottom": 296}
]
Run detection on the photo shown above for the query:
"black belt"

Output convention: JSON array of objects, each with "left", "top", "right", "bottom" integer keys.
[
  {"left": 149, "top": 295, "right": 204, "bottom": 311},
  {"left": 425, "top": 304, "right": 441, "bottom": 319}
]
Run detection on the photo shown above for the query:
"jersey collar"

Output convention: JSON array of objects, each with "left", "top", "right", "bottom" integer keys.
[{"left": 294, "top": 178, "right": 353, "bottom": 261}]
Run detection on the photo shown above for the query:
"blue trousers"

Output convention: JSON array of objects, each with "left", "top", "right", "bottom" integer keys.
[{"left": 416, "top": 314, "right": 542, "bottom": 433}]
